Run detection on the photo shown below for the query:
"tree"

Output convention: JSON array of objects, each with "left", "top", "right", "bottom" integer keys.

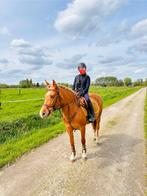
[
  {"left": 0, "top": 83, "right": 9, "bottom": 88},
  {"left": 124, "top": 77, "right": 132, "bottom": 86},
  {"left": 143, "top": 78, "right": 147, "bottom": 86},
  {"left": 116, "top": 79, "right": 124, "bottom": 86},
  {"left": 95, "top": 76, "right": 119, "bottom": 86},
  {"left": 19, "top": 79, "right": 33, "bottom": 88},
  {"left": 134, "top": 79, "right": 144, "bottom": 86},
  {"left": 36, "top": 82, "right": 40, "bottom": 87}
]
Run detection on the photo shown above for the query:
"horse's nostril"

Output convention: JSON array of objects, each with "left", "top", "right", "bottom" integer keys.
[{"left": 42, "top": 112, "right": 46, "bottom": 116}]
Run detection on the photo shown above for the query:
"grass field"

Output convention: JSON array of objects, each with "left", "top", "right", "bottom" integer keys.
[{"left": 0, "top": 86, "right": 141, "bottom": 168}]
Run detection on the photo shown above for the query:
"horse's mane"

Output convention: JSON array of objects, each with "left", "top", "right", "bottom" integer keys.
[{"left": 58, "top": 85, "right": 77, "bottom": 96}]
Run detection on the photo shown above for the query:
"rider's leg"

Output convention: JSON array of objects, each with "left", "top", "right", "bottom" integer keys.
[{"left": 84, "top": 94, "right": 95, "bottom": 122}]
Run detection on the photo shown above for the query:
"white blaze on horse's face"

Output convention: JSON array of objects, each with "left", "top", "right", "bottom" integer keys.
[{"left": 40, "top": 89, "right": 56, "bottom": 118}]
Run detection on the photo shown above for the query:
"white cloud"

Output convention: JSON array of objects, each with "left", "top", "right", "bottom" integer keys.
[
  {"left": 11, "top": 39, "right": 31, "bottom": 48},
  {"left": 134, "top": 68, "right": 145, "bottom": 73},
  {"left": 56, "top": 54, "right": 86, "bottom": 69},
  {"left": 0, "top": 26, "right": 11, "bottom": 36},
  {"left": 10, "top": 39, "right": 53, "bottom": 67},
  {"left": 54, "top": 0, "right": 127, "bottom": 38},
  {"left": 0, "top": 58, "right": 9, "bottom": 64},
  {"left": 128, "top": 36, "right": 147, "bottom": 54},
  {"left": 131, "top": 18, "right": 147, "bottom": 38},
  {"left": 98, "top": 56, "right": 123, "bottom": 64},
  {"left": 19, "top": 55, "right": 52, "bottom": 66}
]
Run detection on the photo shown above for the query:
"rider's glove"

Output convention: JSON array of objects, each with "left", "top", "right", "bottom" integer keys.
[{"left": 79, "top": 91, "right": 84, "bottom": 97}]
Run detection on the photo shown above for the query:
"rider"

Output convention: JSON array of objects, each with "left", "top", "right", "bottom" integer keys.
[{"left": 72, "top": 63, "right": 95, "bottom": 122}]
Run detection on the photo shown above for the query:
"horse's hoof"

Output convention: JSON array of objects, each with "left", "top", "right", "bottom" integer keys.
[
  {"left": 82, "top": 152, "right": 87, "bottom": 160},
  {"left": 70, "top": 153, "right": 76, "bottom": 162}
]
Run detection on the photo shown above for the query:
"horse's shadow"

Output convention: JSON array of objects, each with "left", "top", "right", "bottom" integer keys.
[{"left": 87, "top": 133, "right": 143, "bottom": 169}]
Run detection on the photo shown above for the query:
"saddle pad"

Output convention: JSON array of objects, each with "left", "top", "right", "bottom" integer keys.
[{"left": 81, "top": 97, "right": 100, "bottom": 117}]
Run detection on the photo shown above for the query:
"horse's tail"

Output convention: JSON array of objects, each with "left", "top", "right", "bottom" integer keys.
[
  {"left": 92, "top": 119, "right": 97, "bottom": 130},
  {"left": 90, "top": 93, "right": 103, "bottom": 130},
  {"left": 89, "top": 93, "right": 103, "bottom": 114}
]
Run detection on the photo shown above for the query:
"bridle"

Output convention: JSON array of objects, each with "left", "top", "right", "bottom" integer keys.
[
  {"left": 43, "top": 88, "right": 80, "bottom": 125},
  {"left": 43, "top": 88, "right": 79, "bottom": 123},
  {"left": 43, "top": 88, "right": 61, "bottom": 111}
]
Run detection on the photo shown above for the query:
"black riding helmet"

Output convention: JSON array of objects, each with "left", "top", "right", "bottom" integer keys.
[{"left": 77, "top": 63, "right": 86, "bottom": 70}]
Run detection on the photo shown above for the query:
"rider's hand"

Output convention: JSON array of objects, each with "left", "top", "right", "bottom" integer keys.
[
  {"left": 79, "top": 91, "right": 84, "bottom": 97},
  {"left": 76, "top": 92, "right": 80, "bottom": 97}
]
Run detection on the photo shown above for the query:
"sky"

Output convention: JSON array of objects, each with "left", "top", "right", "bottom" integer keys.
[{"left": 0, "top": 0, "right": 147, "bottom": 84}]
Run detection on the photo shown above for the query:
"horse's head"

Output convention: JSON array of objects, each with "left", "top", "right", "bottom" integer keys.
[{"left": 40, "top": 80, "right": 60, "bottom": 118}]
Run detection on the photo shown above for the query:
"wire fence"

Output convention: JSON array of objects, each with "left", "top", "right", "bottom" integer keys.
[
  {"left": 1, "top": 98, "right": 44, "bottom": 104},
  {"left": 0, "top": 98, "right": 44, "bottom": 111}
]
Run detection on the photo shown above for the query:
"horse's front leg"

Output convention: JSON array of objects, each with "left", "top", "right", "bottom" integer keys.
[
  {"left": 67, "top": 127, "right": 76, "bottom": 162},
  {"left": 80, "top": 126, "right": 87, "bottom": 160}
]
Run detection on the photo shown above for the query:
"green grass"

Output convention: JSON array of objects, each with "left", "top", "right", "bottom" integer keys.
[
  {"left": 0, "top": 88, "right": 46, "bottom": 121},
  {"left": 0, "top": 122, "right": 65, "bottom": 168},
  {"left": 0, "top": 88, "right": 46, "bottom": 101},
  {"left": 0, "top": 86, "right": 141, "bottom": 168},
  {"left": 0, "top": 86, "right": 141, "bottom": 121},
  {"left": 90, "top": 86, "right": 141, "bottom": 108},
  {"left": 0, "top": 111, "right": 61, "bottom": 144}
]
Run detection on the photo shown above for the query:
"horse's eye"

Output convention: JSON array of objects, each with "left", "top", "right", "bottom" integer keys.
[{"left": 50, "top": 95, "right": 54, "bottom": 98}]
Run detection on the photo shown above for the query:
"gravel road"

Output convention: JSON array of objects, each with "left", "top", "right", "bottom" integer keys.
[{"left": 0, "top": 88, "right": 146, "bottom": 196}]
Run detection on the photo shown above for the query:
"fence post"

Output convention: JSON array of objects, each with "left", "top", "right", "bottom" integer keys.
[{"left": 18, "top": 88, "right": 21, "bottom": 95}]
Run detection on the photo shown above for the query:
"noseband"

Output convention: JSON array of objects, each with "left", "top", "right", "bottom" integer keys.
[
  {"left": 43, "top": 87, "right": 80, "bottom": 125},
  {"left": 43, "top": 88, "right": 61, "bottom": 111}
]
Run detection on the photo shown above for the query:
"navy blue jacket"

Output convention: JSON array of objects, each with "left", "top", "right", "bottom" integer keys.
[{"left": 72, "top": 74, "right": 90, "bottom": 96}]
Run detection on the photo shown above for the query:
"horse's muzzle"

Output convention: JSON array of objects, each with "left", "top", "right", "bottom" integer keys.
[{"left": 40, "top": 108, "right": 52, "bottom": 118}]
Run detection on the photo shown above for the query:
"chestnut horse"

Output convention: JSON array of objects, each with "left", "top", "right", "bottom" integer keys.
[{"left": 40, "top": 80, "right": 102, "bottom": 161}]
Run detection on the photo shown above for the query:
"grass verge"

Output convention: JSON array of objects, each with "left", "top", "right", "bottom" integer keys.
[{"left": 0, "top": 122, "right": 65, "bottom": 168}]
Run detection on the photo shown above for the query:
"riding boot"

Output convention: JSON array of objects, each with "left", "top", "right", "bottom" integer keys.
[{"left": 87, "top": 99, "right": 95, "bottom": 122}]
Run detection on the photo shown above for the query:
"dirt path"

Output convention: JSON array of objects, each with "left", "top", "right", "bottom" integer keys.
[{"left": 0, "top": 88, "right": 146, "bottom": 196}]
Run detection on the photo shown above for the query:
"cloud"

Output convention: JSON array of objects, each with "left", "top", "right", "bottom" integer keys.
[
  {"left": 128, "top": 36, "right": 147, "bottom": 54},
  {"left": 0, "top": 58, "right": 9, "bottom": 64},
  {"left": 54, "top": 0, "right": 127, "bottom": 38},
  {"left": 95, "top": 18, "right": 147, "bottom": 47},
  {"left": 19, "top": 55, "right": 52, "bottom": 66},
  {"left": 11, "top": 39, "right": 31, "bottom": 48},
  {"left": 134, "top": 68, "right": 145, "bottom": 73},
  {"left": 98, "top": 56, "right": 123, "bottom": 64},
  {"left": 0, "top": 26, "right": 11, "bottom": 36},
  {"left": 11, "top": 39, "right": 53, "bottom": 68},
  {"left": 131, "top": 18, "right": 147, "bottom": 38},
  {"left": 56, "top": 54, "right": 86, "bottom": 69}
]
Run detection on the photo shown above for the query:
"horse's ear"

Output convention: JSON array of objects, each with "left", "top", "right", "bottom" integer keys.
[
  {"left": 44, "top": 80, "right": 50, "bottom": 88},
  {"left": 52, "top": 80, "right": 58, "bottom": 89}
]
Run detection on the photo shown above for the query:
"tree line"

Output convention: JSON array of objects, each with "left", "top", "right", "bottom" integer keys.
[
  {"left": 0, "top": 77, "right": 147, "bottom": 88},
  {"left": 95, "top": 76, "right": 147, "bottom": 87},
  {"left": 0, "top": 79, "right": 71, "bottom": 88}
]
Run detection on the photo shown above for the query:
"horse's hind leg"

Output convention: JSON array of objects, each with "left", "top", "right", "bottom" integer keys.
[
  {"left": 92, "top": 120, "right": 97, "bottom": 141},
  {"left": 92, "top": 117, "right": 101, "bottom": 143}
]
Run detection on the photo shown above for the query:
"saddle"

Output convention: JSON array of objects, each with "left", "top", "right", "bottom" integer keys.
[
  {"left": 79, "top": 97, "right": 88, "bottom": 116},
  {"left": 78, "top": 96, "right": 100, "bottom": 118}
]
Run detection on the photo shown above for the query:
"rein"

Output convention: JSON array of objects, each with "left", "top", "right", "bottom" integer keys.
[{"left": 44, "top": 88, "right": 79, "bottom": 124}]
